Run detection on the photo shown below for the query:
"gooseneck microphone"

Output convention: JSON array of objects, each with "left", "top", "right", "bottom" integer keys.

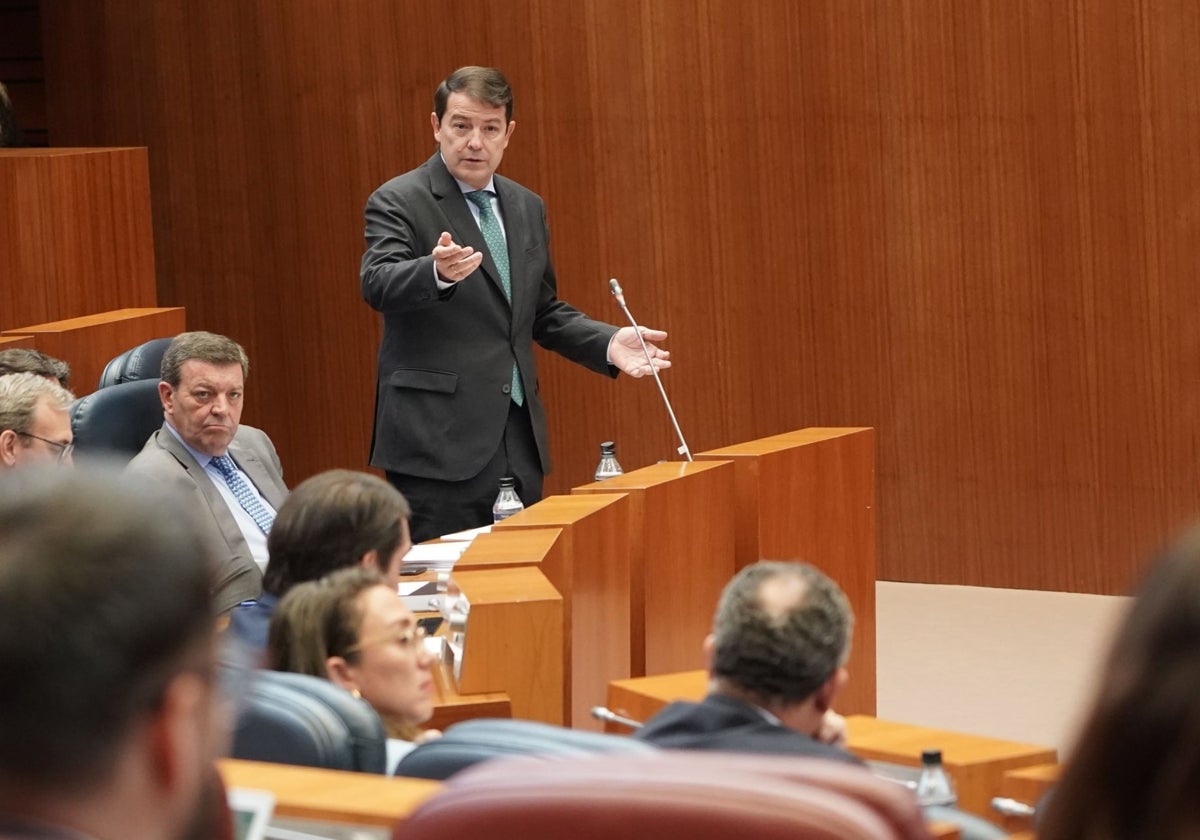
[
  {"left": 590, "top": 705, "right": 644, "bottom": 730},
  {"left": 609, "top": 278, "right": 693, "bottom": 461}
]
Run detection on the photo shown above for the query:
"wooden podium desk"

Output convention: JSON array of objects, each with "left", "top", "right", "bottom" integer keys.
[
  {"left": 607, "top": 670, "right": 1056, "bottom": 819},
  {"left": 492, "top": 493, "right": 633, "bottom": 729},
  {"left": 573, "top": 460, "right": 736, "bottom": 678},
  {"left": 846, "top": 717, "right": 1057, "bottom": 819},
  {"left": 218, "top": 759, "right": 440, "bottom": 828},
  {"left": 427, "top": 660, "right": 511, "bottom": 732},
  {"left": 696, "top": 427, "right": 876, "bottom": 716}
]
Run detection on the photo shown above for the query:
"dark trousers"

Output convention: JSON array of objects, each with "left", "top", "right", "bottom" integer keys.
[{"left": 386, "top": 400, "right": 544, "bottom": 543}]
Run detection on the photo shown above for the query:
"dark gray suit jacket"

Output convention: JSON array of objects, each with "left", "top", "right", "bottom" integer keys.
[
  {"left": 633, "top": 693, "right": 863, "bottom": 765},
  {"left": 126, "top": 423, "right": 288, "bottom": 613},
  {"left": 361, "top": 153, "right": 618, "bottom": 481}
]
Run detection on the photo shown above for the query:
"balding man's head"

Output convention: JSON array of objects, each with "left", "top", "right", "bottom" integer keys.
[{"left": 709, "top": 561, "right": 853, "bottom": 707}]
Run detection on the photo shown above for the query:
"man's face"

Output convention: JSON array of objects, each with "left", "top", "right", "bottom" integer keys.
[
  {"left": 431, "top": 92, "right": 515, "bottom": 190},
  {"left": 1, "top": 397, "right": 73, "bottom": 468},
  {"left": 161, "top": 360, "right": 244, "bottom": 457}
]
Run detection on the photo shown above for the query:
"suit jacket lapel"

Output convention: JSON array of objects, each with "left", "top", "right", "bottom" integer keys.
[
  {"left": 427, "top": 153, "right": 512, "bottom": 310},
  {"left": 228, "top": 441, "right": 286, "bottom": 510}
]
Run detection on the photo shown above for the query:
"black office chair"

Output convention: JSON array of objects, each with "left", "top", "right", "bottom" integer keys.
[
  {"left": 97, "top": 336, "right": 173, "bottom": 389},
  {"left": 68, "top": 378, "right": 163, "bottom": 464},
  {"left": 394, "top": 717, "right": 659, "bottom": 780},
  {"left": 231, "top": 670, "right": 389, "bottom": 774}
]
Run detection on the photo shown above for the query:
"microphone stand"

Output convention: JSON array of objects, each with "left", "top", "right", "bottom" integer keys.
[{"left": 609, "top": 278, "right": 693, "bottom": 461}]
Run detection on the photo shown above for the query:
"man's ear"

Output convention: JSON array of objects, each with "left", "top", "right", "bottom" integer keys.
[
  {"left": 358, "top": 549, "right": 379, "bottom": 570},
  {"left": 325, "top": 656, "right": 358, "bottom": 694},
  {"left": 147, "top": 672, "right": 210, "bottom": 801},
  {"left": 158, "top": 381, "right": 175, "bottom": 413},
  {"left": 702, "top": 633, "right": 716, "bottom": 673},
  {"left": 813, "top": 666, "right": 849, "bottom": 713},
  {"left": 0, "top": 429, "right": 19, "bottom": 466}
]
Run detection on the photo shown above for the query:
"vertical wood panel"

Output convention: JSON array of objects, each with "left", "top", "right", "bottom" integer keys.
[
  {"left": 39, "top": 0, "right": 1200, "bottom": 595},
  {"left": 0, "top": 147, "right": 157, "bottom": 329}
]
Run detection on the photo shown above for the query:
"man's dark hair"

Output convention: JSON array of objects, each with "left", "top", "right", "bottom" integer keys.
[
  {"left": 160, "top": 331, "right": 249, "bottom": 387},
  {"left": 0, "top": 467, "right": 215, "bottom": 795},
  {"left": 434, "top": 66, "right": 513, "bottom": 123},
  {"left": 0, "top": 348, "right": 71, "bottom": 389},
  {"left": 710, "top": 561, "right": 853, "bottom": 706},
  {"left": 262, "top": 469, "right": 411, "bottom": 598}
]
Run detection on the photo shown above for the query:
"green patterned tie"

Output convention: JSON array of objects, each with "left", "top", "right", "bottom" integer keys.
[{"left": 466, "top": 190, "right": 524, "bottom": 406}]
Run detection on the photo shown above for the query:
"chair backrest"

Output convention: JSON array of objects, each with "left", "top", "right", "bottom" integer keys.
[
  {"left": 69, "top": 378, "right": 163, "bottom": 463},
  {"left": 398, "top": 751, "right": 933, "bottom": 840},
  {"left": 97, "top": 336, "right": 173, "bottom": 389},
  {"left": 394, "top": 717, "right": 658, "bottom": 780},
  {"left": 231, "top": 670, "right": 388, "bottom": 774}
]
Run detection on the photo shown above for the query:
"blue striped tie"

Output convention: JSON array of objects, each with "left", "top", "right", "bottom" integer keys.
[
  {"left": 466, "top": 190, "right": 525, "bottom": 406},
  {"left": 210, "top": 454, "right": 275, "bottom": 534}
]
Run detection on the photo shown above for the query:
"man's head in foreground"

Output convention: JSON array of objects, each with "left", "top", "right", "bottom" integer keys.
[{"left": 0, "top": 467, "right": 219, "bottom": 840}]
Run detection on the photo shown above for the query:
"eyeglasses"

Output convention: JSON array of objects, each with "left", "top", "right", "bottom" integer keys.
[
  {"left": 16, "top": 432, "right": 74, "bottom": 462},
  {"left": 346, "top": 624, "right": 428, "bottom": 655}
]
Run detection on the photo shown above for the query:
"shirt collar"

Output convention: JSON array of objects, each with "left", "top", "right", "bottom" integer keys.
[
  {"left": 439, "top": 154, "right": 496, "bottom": 196},
  {"left": 164, "top": 420, "right": 221, "bottom": 468}
]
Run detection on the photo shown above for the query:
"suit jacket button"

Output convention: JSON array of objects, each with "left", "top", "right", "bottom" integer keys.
[{"left": 501, "top": 384, "right": 511, "bottom": 394}]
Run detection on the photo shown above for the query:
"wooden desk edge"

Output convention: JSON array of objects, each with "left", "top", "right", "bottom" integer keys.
[{"left": 218, "top": 758, "right": 441, "bottom": 828}]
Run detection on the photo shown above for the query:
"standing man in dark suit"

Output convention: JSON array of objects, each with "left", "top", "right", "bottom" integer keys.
[
  {"left": 633, "top": 561, "right": 859, "bottom": 764},
  {"left": 127, "top": 331, "right": 288, "bottom": 613},
  {"left": 361, "top": 66, "right": 671, "bottom": 542}
]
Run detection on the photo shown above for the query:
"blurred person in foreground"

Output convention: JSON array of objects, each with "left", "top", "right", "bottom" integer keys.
[
  {"left": 1039, "top": 527, "right": 1200, "bottom": 839},
  {"left": 0, "top": 466, "right": 222, "bottom": 839}
]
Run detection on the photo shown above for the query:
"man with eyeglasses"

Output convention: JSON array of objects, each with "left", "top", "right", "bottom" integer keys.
[{"left": 0, "top": 372, "right": 75, "bottom": 470}]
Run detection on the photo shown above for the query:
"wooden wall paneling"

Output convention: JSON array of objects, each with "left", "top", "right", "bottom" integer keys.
[
  {"left": 0, "top": 148, "right": 157, "bottom": 330},
  {"left": 38, "top": 1, "right": 1200, "bottom": 594},
  {"left": 3, "top": 307, "right": 185, "bottom": 396}
]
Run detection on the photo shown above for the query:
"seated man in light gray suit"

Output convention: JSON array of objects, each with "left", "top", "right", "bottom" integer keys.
[{"left": 127, "top": 331, "right": 287, "bottom": 613}]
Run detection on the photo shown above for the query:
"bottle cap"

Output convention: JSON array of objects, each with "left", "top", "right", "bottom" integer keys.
[
  {"left": 499, "top": 476, "right": 515, "bottom": 489},
  {"left": 600, "top": 441, "right": 615, "bottom": 454},
  {"left": 920, "top": 749, "right": 942, "bottom": 764}
]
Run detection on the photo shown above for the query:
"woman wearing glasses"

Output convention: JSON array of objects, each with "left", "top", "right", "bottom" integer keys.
[{"left": 268, "top": 567, "right": 439, "bottom": 768}]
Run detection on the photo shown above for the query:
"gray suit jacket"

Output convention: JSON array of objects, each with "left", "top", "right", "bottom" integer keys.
[
  {"left": 361, "top": 153, "right": 618, "bottom": 481},
  {"left": 126, "top": 423, "right": 288, "bottom": 613}
]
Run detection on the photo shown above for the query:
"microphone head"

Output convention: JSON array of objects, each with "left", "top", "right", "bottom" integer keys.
[{"left": 608, "top": 278, "right": 623, "bottom": 296}]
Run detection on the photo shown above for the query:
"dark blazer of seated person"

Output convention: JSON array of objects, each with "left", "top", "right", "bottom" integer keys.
[
  {"left": 636, "top": 692, "right": 860, "bottom": 764},
  {"left": 228, "top": 469, "right": 413, "bottom": 658},
  {"left": 634, "top": 561, "right": 860, "bottom": 765}
]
